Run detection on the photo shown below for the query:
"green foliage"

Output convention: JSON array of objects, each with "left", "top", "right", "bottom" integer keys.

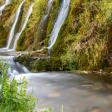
[
  {"left": 17, "top": 0, "right": 48, "bottom": 51},
  {"left": 0, "top": 60, "right": 35, "bottom": 112},
  {"left": 52, "top": 0, "right": 112, "bottom": 71}
]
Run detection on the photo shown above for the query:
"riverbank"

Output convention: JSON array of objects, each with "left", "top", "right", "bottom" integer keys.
[
  {"left": 75, "top": 70, "right": 112, "bottom": 85},
  {"left": 16, "top": 54, "right": 112, "bottom": 84}
]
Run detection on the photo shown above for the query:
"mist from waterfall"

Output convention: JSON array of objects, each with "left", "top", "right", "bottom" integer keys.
[
  {"left": 0, "top": 0, "right": 10, "bottom": 16},
  {"left": 6, "top": 0, "right": 25, "bottom": 49},
  {"left": 12, "top": 3, "right": 33, "bottom": 50},
  {"left": 48, "top": 0, "right": 70, "bottom": 49}
]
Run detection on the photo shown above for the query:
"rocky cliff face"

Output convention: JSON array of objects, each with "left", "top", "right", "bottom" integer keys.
[{"left": 0, "top": 0, "right": 112, "bottom": 72}]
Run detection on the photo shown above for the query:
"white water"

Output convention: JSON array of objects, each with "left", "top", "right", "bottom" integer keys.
[
  {"left": 0, "top": 56, "right": 29, "bottom": 76},
  {"left": 12, "top": 3, "right": 33, "bottom": 50},
  {"left": 6, "top": 0, "right": 25, "bottom": 49},
  {"left": 0, "top": 0, "right": 10, "bottom": 16},
  {"left": 48, "top": 0, "right": 70, "bottom": 49}
]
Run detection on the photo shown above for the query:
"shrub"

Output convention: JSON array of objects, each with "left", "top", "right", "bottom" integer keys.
[{"left": 0, "top": 60, "right": 35, "bottom": 112}]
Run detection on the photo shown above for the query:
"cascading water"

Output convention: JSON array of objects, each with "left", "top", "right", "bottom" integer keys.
[
  {"left": 0, "top": 56, "right": 29, "bottom": 77},
  {"left": 0, "top": 0, "right": 30, "bottom": 79},
  {"left": 6, "top": 0, "right": 25, "bottom": 49},
  {"left": 48, "top": 0, "right": 70, "bottom": 49},
  {"left": 12, "top": 3, "right": 33, "bottom": 50},
  {"left": 0, "top": 0, "right": 10, "bottom": 16}
]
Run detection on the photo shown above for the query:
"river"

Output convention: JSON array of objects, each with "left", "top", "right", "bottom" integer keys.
[{"left": 16, "top": 72, "right": 112, "bottom": 112}]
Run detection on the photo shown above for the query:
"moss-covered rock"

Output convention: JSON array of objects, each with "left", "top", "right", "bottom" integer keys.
[{"left": 16, "top": 55, "right": 68, "bottom": 72}]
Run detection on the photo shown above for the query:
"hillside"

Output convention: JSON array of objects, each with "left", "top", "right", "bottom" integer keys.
[{"left": 0, "top": 0, "right": 112, "bottom": 72}]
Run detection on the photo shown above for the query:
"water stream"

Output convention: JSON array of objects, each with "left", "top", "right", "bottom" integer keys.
[
  {"left": 0, "top": 0, "right": 10, "bottom": 15},
  {"left": 6, "top": 0, "right": 25, "bottom": 49},
  {"left": 12, "top": 3, "right": 33, "bottom": 50},
  {"left": 48, "top": 0, "right": 70, "bottom": 49}
]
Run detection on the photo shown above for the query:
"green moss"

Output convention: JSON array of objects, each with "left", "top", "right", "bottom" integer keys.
[
  {"left": 17, "top": 55, "right": 65, "bottom": 72},
  {"left": 17, "top": 0, "right": 48, "bottom": 51}
]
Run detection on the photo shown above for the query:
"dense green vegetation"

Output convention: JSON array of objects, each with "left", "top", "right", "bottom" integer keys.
[
  {"left": 52, "top": 0, "right": 112, "bottom": 71},
  {"left": 0, "top": 60, "right": 35, "bottom": 112}
]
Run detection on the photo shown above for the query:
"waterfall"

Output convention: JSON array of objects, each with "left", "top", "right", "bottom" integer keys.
[
  {"left": 12, "top": 3, "right": 33, "bottom": 50},
  {"left": 0, "top": 0, "right": 10, "bottom": 16},
  {"left": 48, "top": 0, "right": 70, "bottom": 49},
  {"left": 6, "top": 0, "right": 25, "bottom": 49}
]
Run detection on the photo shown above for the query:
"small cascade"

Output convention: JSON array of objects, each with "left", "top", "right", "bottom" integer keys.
[
  {"left": 6, "top": 0, "right": 25, "bottom": 49},
  {"left": 0, "top": 0, "right": 10, "bottom": 16},
  {"left": 0, "top": 56, "right": 29, "bottom": 77},
  {"left": 48, "top": 0, "right": 70, "bottom": 49},
  {"left": 12, "top": 3, "right": 33, "bottom": 50}
]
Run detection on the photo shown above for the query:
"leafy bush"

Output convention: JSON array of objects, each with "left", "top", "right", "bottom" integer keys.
[{"left": 0, "top": 60, "right": 35, "bottom": 112}]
